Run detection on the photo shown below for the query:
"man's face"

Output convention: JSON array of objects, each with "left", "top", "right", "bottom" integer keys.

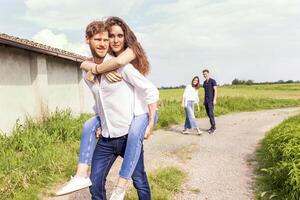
[
  {"left": 203, "top": 72, "right": 209, "bottom": 80},
  {"left": 109, "top": 25, "right": 125, "bottom": 55},
  {"left": 86, "top": 32, "right": 109, "bottom": 58}
]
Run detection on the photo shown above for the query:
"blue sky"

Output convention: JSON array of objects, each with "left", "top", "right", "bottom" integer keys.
[{"left": 1, "top": 0, "right": 299, "bottom": 86}]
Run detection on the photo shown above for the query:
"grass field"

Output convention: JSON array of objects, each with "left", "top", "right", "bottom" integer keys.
[
  {"left": 0, "top": 83, "right": 299, "bottom": 200},
  {"left": 159, "top": 83, "right": 300, "bottom": 101},
  {"left": 157, "top": 83, "right": 300, "bottom": 128}
]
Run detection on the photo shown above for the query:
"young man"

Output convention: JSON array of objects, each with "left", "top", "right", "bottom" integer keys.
[
  {"left": 202, "top": 69, "right": 217, "bottom": 134},
  {"left": 83, "top": 21, "right": 157, "bottom": 200}
]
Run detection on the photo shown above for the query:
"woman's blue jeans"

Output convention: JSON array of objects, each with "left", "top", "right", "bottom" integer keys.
[{"left": 184, "top": 100, "right": 197, "bottom": 129}]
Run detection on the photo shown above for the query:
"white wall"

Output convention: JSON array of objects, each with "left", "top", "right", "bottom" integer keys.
[{"left": 0, "top": 45, "right": 94, "bottom": 134}]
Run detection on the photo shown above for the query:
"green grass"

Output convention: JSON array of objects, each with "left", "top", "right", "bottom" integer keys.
[
  {"left": 255, "top": 114, "right": 300, "bottom": 200},
  {"left": 0, "top": 109, "right": 91, "bottom": 200},
  {"left": 125, "top": 167, "right": 187, "bottom": 200},
  {"left": 159, "top": 83, "right": 300, "bottom": 101},
  {"left": 157, "top": 96, "right": 300, "bottom": 128}
]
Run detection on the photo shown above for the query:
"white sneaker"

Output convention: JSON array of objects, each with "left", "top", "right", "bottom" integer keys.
[
  {"left": 196, "top": 128, "right": 203, "bottom": 135},
  {"left": 56, "top": 176, "right": 92, "bottom": 196},
  {"left": 109, "top": 187, "right": 126, "bottom": 200},
  {"left": 181, "top": 129, "right": 191, "bottom": 134}
]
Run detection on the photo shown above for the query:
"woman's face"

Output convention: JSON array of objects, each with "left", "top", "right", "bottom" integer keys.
[
  {"left": 109, "top": 25, "right": 125, "bottom": 55},
  {"left": 193, "top": 78, "right": 199, "bottom": 86}
]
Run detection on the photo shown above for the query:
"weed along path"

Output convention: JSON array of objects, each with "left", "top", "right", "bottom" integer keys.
[{"left": 44, "top": 107, "right": 300, "bottom": 200}]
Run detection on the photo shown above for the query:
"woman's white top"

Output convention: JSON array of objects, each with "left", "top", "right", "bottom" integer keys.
[
  {"left": 183, "top": 84, "right": 199, "bottom": 107},
  {"left": 83, "top": 55, "right": 159, "bottom": 138}
]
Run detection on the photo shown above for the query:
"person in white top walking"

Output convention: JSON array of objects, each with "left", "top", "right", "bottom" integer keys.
[
  {"left": 56, "top": 18, "right": 158, "bottom": 200},
  {"left": 181, "top": 76, "right": 202, "bottom": 135}
]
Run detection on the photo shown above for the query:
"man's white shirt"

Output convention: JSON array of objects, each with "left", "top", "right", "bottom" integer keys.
[{"left": 83, "top": 55, "right": 159, "bottom": 138}]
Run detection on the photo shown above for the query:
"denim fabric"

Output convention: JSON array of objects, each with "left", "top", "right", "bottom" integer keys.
[
  {"left": 90, "top": 135, "right": 151, "bottom": 200},
  {"left": 119, "top": 112, "right": 158, "bottom": 179},
  {"left": 79, "top": 115, "right": 101, "bottom": 165},
  {"left": 184, "top": 100, "right": 197, "bottom": 129},
  {"left": 205, "top": 101, "right": 216, "bottom": 129}
]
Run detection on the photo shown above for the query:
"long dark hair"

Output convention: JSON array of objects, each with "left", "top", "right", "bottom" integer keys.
[
  {"left": 105, "top": 16, "right": 150, "bottom": 75},
  {"left": 191, "top": 76, "right": 200, "bottom": 89}
]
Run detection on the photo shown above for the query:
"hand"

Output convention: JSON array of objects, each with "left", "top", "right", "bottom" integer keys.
[
  {"left": 213, "top": 100, "right": 217, "bottom": 105},
  {"left": 96, "top": 127, "right": 102, "bottom": 139},
  {"left": 86, "top": 70, "right": 96, "bottom": 82},
  {"left": 105, "top": 71, "right": 122, "bottom": 82},
  {"left": 144, "top": 123, "right": 154, "bottom": 140},
  {"left": 91, "top": 64, "right": 98, "bottom": 74}
]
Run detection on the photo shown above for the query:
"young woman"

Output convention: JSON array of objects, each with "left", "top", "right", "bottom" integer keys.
[
  {"left": 56, "top": 17, "right": 158, "bottom": 200},
  {"left": 181, "top": 76, "right": 202, "bottom": 135}
]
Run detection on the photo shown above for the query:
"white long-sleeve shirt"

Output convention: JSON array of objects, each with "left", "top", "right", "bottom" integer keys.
[
  {"left": 183, "top": 84, "right": 199, "bottom": 107},
  {"left": 83, "top": 55, "right": 159, "bottom": 138}
]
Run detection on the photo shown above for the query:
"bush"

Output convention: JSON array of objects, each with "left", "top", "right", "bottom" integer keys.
[{"left": 256, "top": 114, "right": 300, "bottom": 199}]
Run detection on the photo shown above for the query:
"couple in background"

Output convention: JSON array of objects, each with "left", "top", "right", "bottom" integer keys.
[
  {"left": 56, "top": 17, "right": 158, "bottom": 200},
  {"left": 182, "top": 70, "right": 217, "bottom": 134}
]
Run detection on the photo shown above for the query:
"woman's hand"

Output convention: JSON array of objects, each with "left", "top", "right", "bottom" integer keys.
[
  {"left": 96, "top": 127, "right": 102, "bottom": 139},
  {"left": 86, "top": 70, "right": 96, "bottom": 82},
  {"left": 105, "top": 71, "right": 122, "bottom": 82},
  {"left": 144, "top": 123, "right": 154, "bottom": 139}
]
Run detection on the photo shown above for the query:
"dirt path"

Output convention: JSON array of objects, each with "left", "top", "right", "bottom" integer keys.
[{"left": 45, "top": 107, "right": 300, "bottom": 200}]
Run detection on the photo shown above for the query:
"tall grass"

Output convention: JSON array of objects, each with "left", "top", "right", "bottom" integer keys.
[
  {"left": 0, "top": 110, "right": 91, "bottom": 200},
  {"left": 256, "top": 114, "right": 300, "bottom": 200}
]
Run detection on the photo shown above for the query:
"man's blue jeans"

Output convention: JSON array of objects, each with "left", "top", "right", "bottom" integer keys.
[{"left": 90, "top": 135, "right": 151, "bottom": 200}]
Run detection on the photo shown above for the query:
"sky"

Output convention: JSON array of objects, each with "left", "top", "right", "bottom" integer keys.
[{"left": 1, "top": 0, "right": 299, "bottom": 87}]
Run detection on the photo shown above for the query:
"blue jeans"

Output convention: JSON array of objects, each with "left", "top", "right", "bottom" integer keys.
[
  {"left": 204, "top": 101, "right": 216, "bottom": 129},
  {"left": 119, "top": 112, "right": 158, "bottom": 179},
  {"left": 90, "top": 135, "right": 151, "bottom": 200},
  {"left": 184, "top": 100, "right": 197, "bottom": 129},
  {"left": 79, "top": 113, "right": 158, "bottom": 177},
  {"left": 79, "top": 115, "right": 101, "bottom": 165}
]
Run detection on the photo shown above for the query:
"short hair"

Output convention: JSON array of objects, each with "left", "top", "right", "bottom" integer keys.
[
  {"left": 202, "top": 69, "right": 209, "bottom": 73},
  {"left": 85, "top": 20, "right": 108, "bottom": 39}
]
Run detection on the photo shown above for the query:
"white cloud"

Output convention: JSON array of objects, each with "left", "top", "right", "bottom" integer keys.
[
  {"left": 22, "top": 0, "right": 300, "bottom": 85},
  {"left": 32, "top": 29, "right": 89, "bottom": 55},
  {"left": 140, "top": 0, "right": 300, "bottom": 85},
  {"left": 24, "top": 0, "right": 142, "bottom": 30}
]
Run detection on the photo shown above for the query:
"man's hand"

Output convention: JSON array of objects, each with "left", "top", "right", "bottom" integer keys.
[
  {"left": 105, "top": 71, "right": 122, "bottom": 82},
  {"left": 144, "top": 123, "right": 154, "bottom": 139},
  {"left": 86, "top": 70, "right": 96, "bottom": 82},
  {"left": 96, "top": 127, "right": 102, "bottom": 139},
  {"left": 213, "top": 100, "right": 217, "bottom": 105}
]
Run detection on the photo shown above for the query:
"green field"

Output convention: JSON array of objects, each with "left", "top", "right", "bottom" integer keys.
[
  {"left": 0, "top": 83, "right": 300, "bottom": 200},
  {"left": 157, "top": 83, "right": 300, "bottom": 128},
  {"left": 160, "top": 83, "right": 300, "bottom": 101}
]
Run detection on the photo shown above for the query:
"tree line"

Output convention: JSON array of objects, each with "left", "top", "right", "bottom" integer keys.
[{"left": 231, "top": 78, "right": 300, "bottom": 85}]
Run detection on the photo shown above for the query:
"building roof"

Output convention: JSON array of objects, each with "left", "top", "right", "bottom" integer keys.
[{"left": 0, "top": 33, "right": 87, "bottom": 62}]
